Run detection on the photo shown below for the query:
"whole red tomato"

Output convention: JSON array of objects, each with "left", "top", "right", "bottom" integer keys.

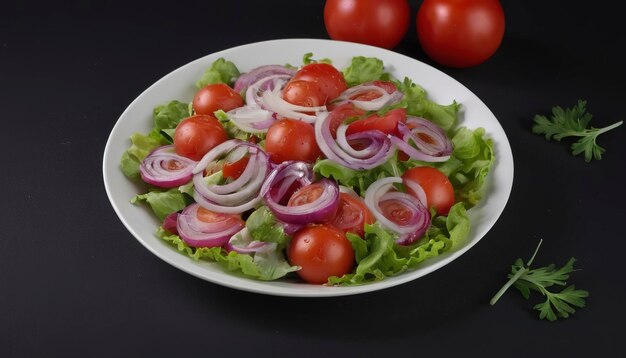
[
  {"left": 416, "top": 0, "right": 505, "bottom": 68},
  {"left": 324, "top": 0, "right": 411, "bottom": 49}
]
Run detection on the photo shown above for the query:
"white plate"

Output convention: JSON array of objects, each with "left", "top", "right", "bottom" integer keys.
[{"left": 103, "top": 38, "right": 514, "bottom": 297}]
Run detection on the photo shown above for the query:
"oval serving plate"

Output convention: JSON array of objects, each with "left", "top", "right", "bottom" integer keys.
[{"left": 103, "top": 38, "right": 514, "bottom": 297}]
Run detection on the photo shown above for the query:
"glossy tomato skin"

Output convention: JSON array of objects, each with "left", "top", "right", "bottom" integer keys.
[
  {"left": 282, "top": 80, "right": 326, "bottom": 107},
  {"left": 288, "top": 182, "right": 339, "bottom": 222},
  {"left": 173, "top": 115, "right": 228, "bottom": 161},
  {"left": 328, "top": 193, "right": 375, "bottom": 237},
  {"left": 193, "top": 83, "right": 244, "bottom": 115},
  {"left": 402, "top": 166, "right": 455, "bottom": 215},
  {"left": 324, "top": 0, "right": 411, "bottom": 49},
  {"left": 288, "top": 224, "right": 355, "bottom": 284},
  {"left": 265, "top": 119, "right": 322, "bottom": 164},
  {"left": 291, "top": 63, "right": 347, "bottom": 102},
  {"left": 346, "top": 108, "right": 407, "bottom": 136},
  {"left": 416, "top": 0, "right": 505, "bottom": 68}
]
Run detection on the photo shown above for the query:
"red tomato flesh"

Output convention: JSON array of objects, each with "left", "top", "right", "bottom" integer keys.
[{"left": 193, "top": 83, "right": 244, "bottom": 115}]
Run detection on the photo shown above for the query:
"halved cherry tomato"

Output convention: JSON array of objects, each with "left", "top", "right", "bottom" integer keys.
[
  {"left": 288, "top": 182, "right": 326, "bottom": 207},
  {"left": 287, "top": 224, "right": 355, "bottom": 284},
  {"left": 346, "top": 108, "right": 407, "bottom": 136},
  {"left": 196, "top": 206, "right": 244, "bottom": 225},
  {"left": 222, "top": 156, "right": 249, "bottom": 180},
  {"left": 291, "top": 63, "right": 348, "bottom": 102},
  {"left": 328, "top": 193, "right": 375, "bottom": 237},
  {"left": 193, "top": 83, "right": 244, "bottom": 115},
  {"left": 326, "top": 103, "right": 365, "bottom": 138},
  {"left": 265, "top": 119, "right": 322, "bottom": 164},
  {"left": 402, "top": 166, "right": 455, "bottom": 215},
  {"left": 349, "top": 81, "right": 398, "bottom": 101},
  {"left": 173, "top": 115, "right": 228, "bottom": 161},
  {"left": 282, "top": 80, "right": 326, "bottom": 107},
  {"left": 379, "top": 199, "right": 414, "bottom": 226}
]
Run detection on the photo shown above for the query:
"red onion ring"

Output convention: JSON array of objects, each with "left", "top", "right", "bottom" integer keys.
[
  {"left": 225, "top": 106, "right": 275, "bottom": 133},
  {"left": 394, "top": 117, "right": 453, "bottom": 161},
  {"left": 245, "top": 74, "right": 292, "bottom": 108},
  {"left": 140, "top": 145, "right": 197, "bottom": 188},
  {"left": 364, "top": 177, "right": 430, "bottom": 245},
  {"left": 233, "top": 65, "right": 296, "bottom": 93},
  {"left": 176, "top": 203, "right": 244, "bottom": 248},
  {"left": 315, "top": 111, "right": 394, "bottom": 170},
  {"left": 193, "top": 140, "right": 269, "bottom": 214},
  {"left": 162, "top": 211, "right": 179, "bottom": 234},
  {"left": 333, "top": 81, "right": 404, "bottom": 111},
  {"left": 226, "top": 228, "right": 277, "bottom": 254},
  {"left": 260, "top": 161, "right": 339, "bottom": 224},
  {"left": 259, "top": 78, "right": 327, "bottom": 123}
]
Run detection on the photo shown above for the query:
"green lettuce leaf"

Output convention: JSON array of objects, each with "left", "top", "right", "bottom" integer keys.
[
  {"left": 302, "top": 52, "right": 332, "bottom": 65},
  {"left": 328, "top": 203, "right": 470, "bottom": 285},
  {"left": 245, "top": 206, "right": 290, "bottom": 249},
  {"left": 313, "top": 153, "right": 403, "bottom": 196},
  {"left": 157, "top": 227, "right": 298, "bottom": 280},
  {"left": 393, "top": 77, "right": 460, "bottom": 131},
  {"left": 120, "top": 132, "right": 163, "bottom": 179},
  {"left": 150, "top": 100, "right": 191, "bottom": 142},
  {"left": 131, "top": 187, "right": 191, "bottom": 221},
  {"left": 341, "top": 56, "right": 390, "bottom": 87},
  {"left": 196, "top": 58, "right": 240, "bottom": 88},
  {"left": 399, "top": 126, "right": 494, "bottom": 208},
  {"left": 214, "top": 109, "right": 260, "bottom": 141}
]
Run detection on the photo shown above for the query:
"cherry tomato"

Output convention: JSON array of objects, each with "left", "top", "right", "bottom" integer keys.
[
  {"left": 326, "top": 103, "right": 365, "bottom": 138},
  {"left": 264, "top": 119, "right": 322, "bottom": 164},
  {"left": 324, "top": 0, "right": 411, "bottom": 49},
  {"left": 346, "top": 108, "right": 407, "bottom": 136},
  {"left": 402, "top": 166, "right": 455, "bottom": 215},
  {"left": 193, "top": 83, "right": 244, "bottom": 115},
  {"left": 379, "top": 199, "right": 415, "bottom": 226},
  {"left": 288, "top": 182, "right": 326, "bottom": 207},
  {"left": 287, "top": 224, "right": 355, "bottom": 284},
  {"left": 222, "top": 156, "right": 249, "bottom": 180},
  {"left": 328, "top": 193, "right": 375, "bottom": 237},
  {"left": 282, "top": 80, "right": 326, "bottom": 107},
  {"left": 416, "top": 0, "right": 505, "bottom": 68},
  {"left": 291, "top": 63, "right": 348, "bottom": 102},
  {"left": 173, "top": 115, "right": 228, "bottom": 161}
]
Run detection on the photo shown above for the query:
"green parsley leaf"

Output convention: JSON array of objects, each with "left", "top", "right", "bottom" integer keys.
[
  {"left": 532, "top": 100, "right": 622, "bottom": 162},
  {"left": 490, "top": 239, "right": 589, "bottom": 321}
]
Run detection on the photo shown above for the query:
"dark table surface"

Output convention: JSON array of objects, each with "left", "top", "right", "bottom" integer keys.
[{"left": 2, "top": 1, "right": 625, "bottom": 356}]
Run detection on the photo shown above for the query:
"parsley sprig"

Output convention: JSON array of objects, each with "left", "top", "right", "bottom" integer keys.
[
  {"left": 490, "top": 239, "right": 589, "bottom": 321},
  {"left": 532, "top": 100, "right": 622, "bottom": 162}
]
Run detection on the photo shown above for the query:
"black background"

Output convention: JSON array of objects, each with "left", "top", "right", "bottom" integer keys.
[{"left": 2, "top": 1, "right": 625, "bottom": 356}]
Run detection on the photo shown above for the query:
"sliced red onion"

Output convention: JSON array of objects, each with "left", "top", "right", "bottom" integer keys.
[
  {"left": 334, "top": 82, "right": 404, "bottom": 111},
  {"left": 364, "top": 177, "right": 430, "bottom": 245},
  {"left": 403, "top": 179, "right": 428, "bottom": 209},
  {"left": 245, "top": 74, "right": 292, "bottom": 108},
  {"left": 259, "top": 78, "right": 327, "bottom": 123},
  {"left": 260, "top": 161, "right": 314, "bottom": 200},
  {"left": 395, "top": 117, "right": 453, "bottom": 161},
  {"left": 140, "top": 145, "right": 197, "bottom": 188},
  {"left": 193, "top": 140, "right": 269, "bottom": 214},
  {"left": 260, "top": 162, "right": 339, "bottom": 224},
  {"left": 176, "top": 203, "right": 244, "bottom": 248},
  {"left": 226, "top": 106, "right": 275, "bottom": 133},
  {"left": 315, "top": 111, "right": 394, "bottom": 170},
  {"left": 233, "top": 65, "right": 296, "bottom": 93},
  {"left": 279, "top": 221, "right": 304, "bottom": 236},
  {"left": 162, "top": 211, "right": 179, "bottom": 234},
  {"left": 390, "top": 135, "right": 450, "bottom": 163},
  {"left": 226, "top": 227, "right": 277, "bottom": 254}
]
